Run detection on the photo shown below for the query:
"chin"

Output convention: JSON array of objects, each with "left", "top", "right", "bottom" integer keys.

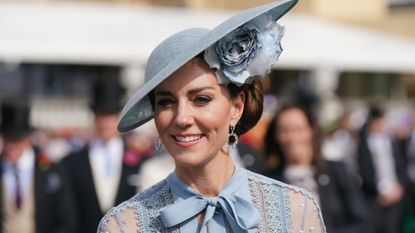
[{"left": 168, "top": 150, "right": 212, "bottom": 168}]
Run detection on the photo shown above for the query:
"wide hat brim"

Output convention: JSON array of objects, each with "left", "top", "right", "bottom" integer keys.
[{"left": 118, "top": 0, "right": 298, "bottom": 132}]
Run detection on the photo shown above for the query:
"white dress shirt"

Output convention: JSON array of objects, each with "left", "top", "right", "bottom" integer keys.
[
  {"left": 2, "top": 148, "right": 35, "bottom": 206},
  {"left": 89, "top": 137, "right": 123, "bottom": 212}
]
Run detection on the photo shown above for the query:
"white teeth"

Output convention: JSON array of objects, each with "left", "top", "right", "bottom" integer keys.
[{"left": 174, "top": 135, "right": 202, "bottom": 142}]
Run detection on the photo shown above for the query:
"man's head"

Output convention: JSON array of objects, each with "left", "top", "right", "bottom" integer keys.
[
  {"left": 90, "top": 74, "right": 125, "bottom": 142},
  {"left": 0, "top": 98, "right": 33, "bottom": 163}
]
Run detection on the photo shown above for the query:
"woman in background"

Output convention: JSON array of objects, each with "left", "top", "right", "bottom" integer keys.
[{"left": 264, "top": 103, "right": 371, "bottom": 233}]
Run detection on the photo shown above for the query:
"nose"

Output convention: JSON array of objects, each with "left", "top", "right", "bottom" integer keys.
[{"left": 174, "top": 101, "right": 194, "bottom": 128}]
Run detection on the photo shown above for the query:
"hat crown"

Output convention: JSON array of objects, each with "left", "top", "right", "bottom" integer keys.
[
  {"left": 145, "top": 28, "right": 209, "bottom": 83},
  {"left": 91, "top": 76, "right": 125, "bottom": 113},
  {"left": 0, "top": 99, "right": 32, "bottom": 139}
]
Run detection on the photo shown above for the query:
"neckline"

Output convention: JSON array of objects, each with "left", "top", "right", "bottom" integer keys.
[{"left": 166, "top": 166, "right": 252, "bottom": 202}]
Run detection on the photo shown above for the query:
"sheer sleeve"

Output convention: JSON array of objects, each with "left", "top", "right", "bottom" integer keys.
[
  {"left": 97, "top": 207, "right": 140, "bottom": 233},
  {"left": 287, "top": 189, "right": 326, "bottom": 233}
]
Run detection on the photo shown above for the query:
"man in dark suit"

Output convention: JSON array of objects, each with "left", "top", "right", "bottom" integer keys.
[
  {"left": 63, "top": 77, "right": 151, "bottom": 233},
  {"left": 357, "top": 105, "right": 408, "bottom": 233},
  {"left": 0, "top": 98, "right": 76, "bottom": 233}
]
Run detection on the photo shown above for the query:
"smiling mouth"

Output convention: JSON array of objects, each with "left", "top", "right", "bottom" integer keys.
[{"left": 173, "top": 135, "right": 203, "bottom": 143}]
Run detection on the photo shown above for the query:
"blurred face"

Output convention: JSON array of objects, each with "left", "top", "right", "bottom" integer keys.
[
  {"left": 153, "top": 58, "right": 244, "bottom": 168},
  {"left": 369, "top": 117, "right": 386, "bottom": 134},
  {"left": 94, "top": 113, "right": 119, "bottom": 142},
  {"left": 275, "top": 108, "right": 314, "bottom": 165},
  {"left": 2, "top": 136, "right": 31, "bottom": 164}
]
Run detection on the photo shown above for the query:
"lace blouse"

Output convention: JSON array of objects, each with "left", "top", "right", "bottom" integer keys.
[{"left": 98, "top": 168, "right": 326, "bottom": 233}]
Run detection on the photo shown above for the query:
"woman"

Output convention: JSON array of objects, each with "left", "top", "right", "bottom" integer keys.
[
  {"left": 264, "top": 103, "right": 371, "bottom": 233},
  {"left": 98, "top": 1, "right": 326, "bottom": 232}
]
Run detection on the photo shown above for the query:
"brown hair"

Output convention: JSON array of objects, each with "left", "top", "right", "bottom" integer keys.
[{"left": 228, "top": 80, "right": 263, "bottom": 136}]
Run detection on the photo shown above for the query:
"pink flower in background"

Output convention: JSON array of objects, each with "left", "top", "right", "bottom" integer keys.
[{"left": 123, "top": 150, "right": 141, "bottom": 166}]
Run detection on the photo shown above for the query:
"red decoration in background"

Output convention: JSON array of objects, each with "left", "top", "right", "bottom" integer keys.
[{"left": 37, "top": 153, "right": 52, "bottom": 171}]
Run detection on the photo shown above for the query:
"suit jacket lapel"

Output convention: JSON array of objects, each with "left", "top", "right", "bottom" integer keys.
[
  {"left": 81, "top": 147, "right": 103, "bottom": 214},
  {"left": 34, "top": 149, "right": 43, "bottom": 233},
  {"left": 114, "top": 147, "right": 145, "bottom": 205},
  {"left": 114, "top": 148, "right": 131, "bottom": 206}
]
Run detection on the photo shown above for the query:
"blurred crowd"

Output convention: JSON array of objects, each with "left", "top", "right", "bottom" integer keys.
[{"left": 1, "top": 77, "right": 415, "bottom": 233}]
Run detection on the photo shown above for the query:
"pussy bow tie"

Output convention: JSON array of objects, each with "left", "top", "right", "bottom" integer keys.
[{"left": 160, "top": 168, "right": 259, "bottom": 233}]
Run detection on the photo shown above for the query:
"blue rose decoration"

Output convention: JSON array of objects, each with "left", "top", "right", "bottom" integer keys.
[
  {"left": 217, "top": 27, "right": 260, "bottom": 74},
  {"left": 204, "top": 13, "right": 285, "bottom": 86}
]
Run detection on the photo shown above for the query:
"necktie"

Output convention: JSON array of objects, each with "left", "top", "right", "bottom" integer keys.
[
  {"left": 160, "top": 168, "right": 259, "bottom": 233},
  {"left": 13, "top": 165, "right": 22, "bottom": 210}
]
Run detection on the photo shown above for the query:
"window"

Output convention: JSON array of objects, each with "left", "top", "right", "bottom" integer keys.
[{"left": 389, "top": 0, "right": 415, "bottom": 7}]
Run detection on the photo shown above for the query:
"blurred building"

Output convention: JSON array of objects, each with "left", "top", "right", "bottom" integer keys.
[{"left": 0, "top": 0, "right": 414, "bottom": 130}]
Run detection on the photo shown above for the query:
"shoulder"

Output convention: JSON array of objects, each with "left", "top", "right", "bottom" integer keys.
[
  {"left": 98, "top": 178, "right": 171, "bottom": 233},
  {"left": 321, "top": 161, "right": 357, "bottom": 184},
  {"left": 34, "top": 149, "right": 60, "bottom": 173},
  {"left": 64, "top": 146, "right": 88, "bottom": 161},
  {"left": 246, "top": 170, "right": 327, "bottom": 233},
  {"left": 246, "top": 169, "right": 322, "bottom": 205},
  {"left": 61, "top": 147, "right": 89, "bottom": 168},
  {"left": 34, "top": 150, "right": 68, "bottom": 193},
  {"left": 322, "top": 161, "right": 347, "bottom": 175},
  {"left": 247, "top": 170, "right": 315, "bottom": 197},
  {"left": 113, "top": 177, "right": 170, "bottom": 211}
]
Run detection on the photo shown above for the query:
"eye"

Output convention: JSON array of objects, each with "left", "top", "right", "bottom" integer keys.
[
  {"left": 193, "top": 96, "right": 212, "bottom": 105},
  {"left": 156, "top": 98, "right": 175, "bottom": 107}
]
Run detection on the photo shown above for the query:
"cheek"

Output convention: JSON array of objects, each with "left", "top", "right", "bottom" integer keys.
[
  {"left": 202, "top": 104, "right": 233, "bottom": 130},
  {"left": 4, "top": 144, "right": 22, "bottom": 157},
  {"left": 300, "top": 129, "right": 313, "bottom": 144},
  {"left": 276, "top": 131, "right": 290, "bottom": 145},
  {"left": 154, "top": 110, "right": 173, "bottom": 133}
]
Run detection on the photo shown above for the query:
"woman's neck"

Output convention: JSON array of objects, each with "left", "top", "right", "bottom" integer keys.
[{"left": 175, "top": 148, "right": 235, "bottom": 197}]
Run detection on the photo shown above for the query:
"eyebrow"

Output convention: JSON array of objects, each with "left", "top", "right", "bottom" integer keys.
[{"left": 154, "top": 86, "right": 215, "bottom": 97}]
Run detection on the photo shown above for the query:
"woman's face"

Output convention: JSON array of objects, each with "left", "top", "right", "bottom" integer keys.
[
  {"left": 275, "top": 108, "right": 314, "bottom": 165},
  {"left": 153, "top": 58, "right": 244, "bottom": 168}
]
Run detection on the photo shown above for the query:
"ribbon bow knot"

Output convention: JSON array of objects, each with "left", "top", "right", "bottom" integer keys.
[
  {"left": 160, "top": 194, "right": 259, "bottom": 232},
  {"left": 206, "top": 197, "right": 218, "bottom": 207},
  {"left": 162, "top": 168, "right": 259, "bottom": 232}
]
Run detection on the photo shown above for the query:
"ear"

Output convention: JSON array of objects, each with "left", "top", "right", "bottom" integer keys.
[{"left": 230, "top": 92, "right": 245, "bottom": 126}]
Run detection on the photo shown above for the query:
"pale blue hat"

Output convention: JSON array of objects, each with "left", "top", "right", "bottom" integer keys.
[{"left": 118, "top": 0, "right": 298, "bottom": 132}]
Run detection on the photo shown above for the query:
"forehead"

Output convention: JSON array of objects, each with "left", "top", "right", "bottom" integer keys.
[
  {"left": 155, "top": 58, "right": 220, "bottom": 93},
  {"left": 277, "top": 108, "right": 309, "bottom": 125}
]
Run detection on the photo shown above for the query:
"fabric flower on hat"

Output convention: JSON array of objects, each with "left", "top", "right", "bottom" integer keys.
[{"left": 204, "top": 13, "right": 285, "bottom": 86}]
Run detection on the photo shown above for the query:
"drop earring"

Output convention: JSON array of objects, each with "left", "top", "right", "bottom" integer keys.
[
  {"left": 155, "top": 137, "right": 163, "bottom": 151},
  {"left": 227, "top": 126, "right": 239, "bottom": 149}
]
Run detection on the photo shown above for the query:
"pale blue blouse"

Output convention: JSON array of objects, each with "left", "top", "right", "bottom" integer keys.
[{"left": 98, "top": 168, "right": 326, "bottom": 233}]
